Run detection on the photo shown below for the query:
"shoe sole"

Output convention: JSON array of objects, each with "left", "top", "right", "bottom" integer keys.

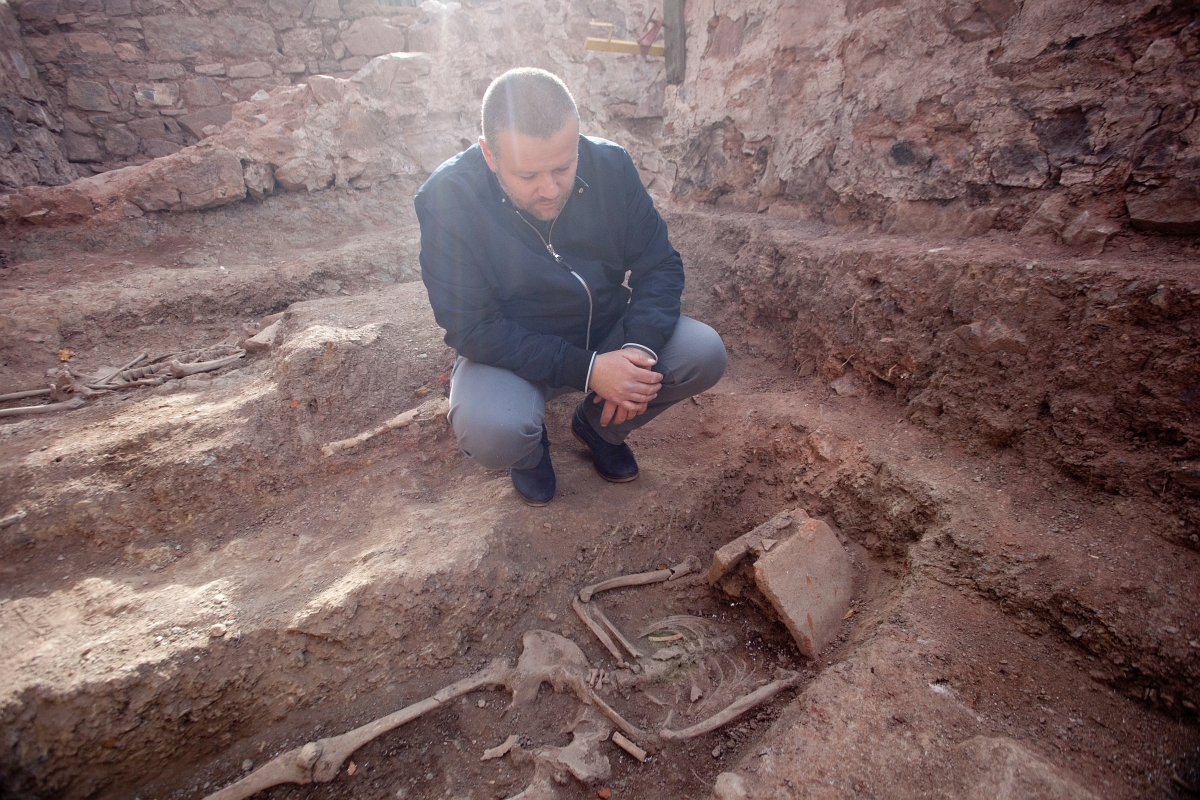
[
  {"left": 516, "top": 493, "right": 551, "bottom": 507},
  {"left": 572, "top": 428, "right": 639, "bottom": 483}
]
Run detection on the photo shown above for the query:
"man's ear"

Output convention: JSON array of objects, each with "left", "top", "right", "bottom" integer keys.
[{"left": 479, "top": 137, "right": 498, "bottom": 173}]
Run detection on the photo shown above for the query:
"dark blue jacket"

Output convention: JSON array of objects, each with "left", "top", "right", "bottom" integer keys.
[{"left": 415, "top": 135, "right": 684, "bottom": 391}]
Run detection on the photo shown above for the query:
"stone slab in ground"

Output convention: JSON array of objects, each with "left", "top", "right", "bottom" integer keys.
[{"left": 754, "top": 515, "right": 855, "bottom": 658}]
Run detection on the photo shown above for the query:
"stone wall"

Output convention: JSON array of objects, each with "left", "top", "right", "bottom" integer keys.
[
  {"left": 660, "top": 0, "right": 1200, "bottom": 242},
  {"left": 2, "top": 0, "right": 671, "bottom": 193},
  {"left": 0, "top": 1, "right": 76, "bottom": 192},
  {"left": 4, "top": 0, "right": 444, "bottom": 178},
  {"left": 1, "top": 0, "right": 676, "bottom": 226}
]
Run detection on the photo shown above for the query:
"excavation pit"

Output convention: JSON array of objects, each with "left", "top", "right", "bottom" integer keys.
[{"left": 1, "top": 181, "right": 1197, "bottom": 799}]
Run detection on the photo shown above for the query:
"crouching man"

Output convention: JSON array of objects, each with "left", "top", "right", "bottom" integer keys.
[{"left": 415, "top": 67, "right": 726, "bottom": 505}]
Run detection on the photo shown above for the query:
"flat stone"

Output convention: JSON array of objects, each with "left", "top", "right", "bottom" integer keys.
[
  {"left": 753, "top": 517, "right": 854, "bottom": 658},
  {"left": 195, "top": 63, "right": 227, "bottom": 76},
  {"left": 146, "top": 63, "right": 186, "bottom": 80},
  {"left": 227, "top": 61, "right": 273, "bottom": 79}
]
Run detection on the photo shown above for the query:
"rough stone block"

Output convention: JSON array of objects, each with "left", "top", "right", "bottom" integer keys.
[
  {"left": 307, "top": 73, "right": 346, "bottom": 105},
  {"left": 67, "top": 32, "right": 114, "bottom": 59},
  {"left": 1127, "top": 187, "right": 1200, "bottom": 235},
  {"left": 753, "top": 517, "right": 854, "bottom": 658},
  {"left": 707, "top": 509, "right": 803, "bottom": 585},
  {"left": 312, "top": 0, "right": 342, "bottom": 18},
  {"left": 351, "top": 52, "right": 431, "bottom": 99},
  {"left": 113, "top": 43, "right": 142, "bottom": 62},
  {"left": 243, "top": 319, "right": 282, "bottom": 352},
  {"left": 67, "top": 78, "right": 118, "bottom": 112},
  {"left": 106, "top": 0, "right": 133, "bottom": 15},
  {"left": 143, "top": 15, "right": 277, "bottom": 62},
  {"left": 340, "top": 16, "right": 407, "bottom": 57},
  {"left": 952, "top": 317, "right": 1027, "bottom": 355},
  {"left": 178, "top": 104, "right": 233, "bottom": 139},
  {"left": 282, "top": 26, "right": 325, "bottom": 58},
  {"left": 63, "top": 130, "right": 102, "bottom": 162},
  {"left": 243, "top": 161, "right": 275, "bottom": 200},
  {"left": 144, "top": 138, "right": 182, "bottom": 158},
  {"left": 103, "top": 124, "right": 139, "bottom": 156},
  {"left": 135, "top": 82, "right": 179, "bottom": 107},
  {"left": 130, "top": 146, "right": 246, "bottom": 212},
  {"left": 195, "top": 63, "right": 227, "bottom": 76},
  {"left": 184, "top": 77, "right": 224, "bottom": 108}
]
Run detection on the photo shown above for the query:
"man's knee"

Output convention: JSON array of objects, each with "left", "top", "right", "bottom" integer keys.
[
  {"left": 666, "top": 318, "right": 727, "bottom": 393},
  {"left": 452, "top": 415, "right": 540, "bottom": 470}
]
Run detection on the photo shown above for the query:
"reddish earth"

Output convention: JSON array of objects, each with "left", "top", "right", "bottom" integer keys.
[{"left": 0, "top": 181, "right": 1197, "bottom": 799}]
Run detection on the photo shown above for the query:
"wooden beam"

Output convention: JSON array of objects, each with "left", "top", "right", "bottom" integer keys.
[
  {"left": 664, "top": 0, "right": 685, "bottom": 84},
  {"left": 585, "top": 37, "right": 665, "bottom": 57}
]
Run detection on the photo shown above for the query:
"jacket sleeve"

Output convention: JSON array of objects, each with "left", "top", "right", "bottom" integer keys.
[
  {"left": 617, "top": 151, "right": 684, "bottom": 356},
  {"left": 417, "top": 205, "right": 594, "bottom": 390}
]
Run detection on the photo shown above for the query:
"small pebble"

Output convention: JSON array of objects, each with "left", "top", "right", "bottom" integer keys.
[
  {"left": 241, "top": 759, "right": 254, "bottom": 771},
  {"left": 477, "top": 699, "right": 486, "bottom": 708},
  {"left": 209, "top": 623, "right": 227, "bottom": 638}
]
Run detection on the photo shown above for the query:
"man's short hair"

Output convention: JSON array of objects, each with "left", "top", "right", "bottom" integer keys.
[{"left": 481, "top": 68, "right": 579, "bottom": 153}]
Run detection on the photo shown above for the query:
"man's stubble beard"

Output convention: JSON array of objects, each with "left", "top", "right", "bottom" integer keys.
[{"left": 495, "top": 171, "right": 571, "bottom": 223}]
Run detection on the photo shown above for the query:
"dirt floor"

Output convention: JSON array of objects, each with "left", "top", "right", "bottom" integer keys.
[{"left": 1, "top": 180, "right": 1198, "bottom": 799}]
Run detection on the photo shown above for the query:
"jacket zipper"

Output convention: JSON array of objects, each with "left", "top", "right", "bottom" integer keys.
[{"left": 514, "top": 208, "right": 594, "bottom": 351}]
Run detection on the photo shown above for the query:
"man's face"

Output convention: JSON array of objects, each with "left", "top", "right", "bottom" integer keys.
[{"left": 480, "top": 119, "right": 579, "bottom": 222}]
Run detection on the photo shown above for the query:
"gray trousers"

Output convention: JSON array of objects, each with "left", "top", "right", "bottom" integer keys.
[{"left": 448, "top": 316, "right": 727, "bottom": 470}]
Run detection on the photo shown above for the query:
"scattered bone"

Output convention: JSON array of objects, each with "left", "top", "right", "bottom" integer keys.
[
  {"left": 169, "top": 352, "right": 246, "bottom": 378},
  {"left": 690, "top": 683, "right": 704, "bottom": 703},
  {"left": 584, "top": 687, "right": 649, "bottom": 746},
  {"left": 550, "top": 709, "right": 612, "bottom": 782},
  {"left": 660, "top": 671, "right": 802, "bottom": 741},
  {"left": 578, "top": 555, "right": 701, "bottom": 602},
  {"left": 648, "top": 633, "right": 683, "bottom": 642},
  {"left": 320, "top": 396, "right": 448, "bottom": 456},
  {"left": 611, "top": 731, "right": 647, "bottom": 762},
  {"left": 0, "top": 388, "right": 52, "bottom": 403},
  {"left": 640, "top": 689, "right": 667, "bottom": 707},
  {"left": 571, "top": 597, "right": 628, "bottom": 667},
  {"left": 204, "top": 659, "right": 513, "bottom": 800},
  {"left": 651, "top": 645, "right": 686, "bottom": 661},
  {"left": 94, "top": 353, "right": 147, "bottom": 385},
  {"left": 0, "top": 397, "right": 85, "bottom": 418},
  {"left": 481, "top": 734, "right": 519, "bottom": 761},
  {"left": 590, "top": 604, "right": 640, "bottom": 660}
]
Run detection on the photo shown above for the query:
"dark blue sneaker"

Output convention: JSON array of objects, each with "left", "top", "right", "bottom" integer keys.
[
  {"left": 571, "top": 406, "right": 639, "bottom": 483},
  {"left": 511, "top": 427, "right": 555, "bottom": 506}
]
